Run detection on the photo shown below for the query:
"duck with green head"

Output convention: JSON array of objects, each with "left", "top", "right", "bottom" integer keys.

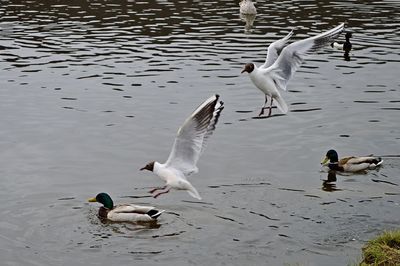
[
  {"left": 88, "top": 193, "right": 164, "bottom": 222},
  {"left": 321, "top": 149, "right": 383, "bottom": 172}
]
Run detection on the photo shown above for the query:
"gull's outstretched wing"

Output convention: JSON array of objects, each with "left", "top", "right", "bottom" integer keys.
[
  {"left": 260, "top": 29, "right": 294, "bottom": 69},
  {"left": 268, "top": 23, "right": 345, "bottom": 91},
  {"left": 165, "top": 94, "right": 224, "bottom": 176}
]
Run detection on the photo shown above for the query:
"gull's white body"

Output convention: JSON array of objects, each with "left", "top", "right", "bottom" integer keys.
[
  {"left": 143, "top": 95, "right": 224, "bottom": 200},
  {"left": 153, "top": 162, "right": 201, "bottom": 199},
  {"left": 243, "top": 23, "right": 345, "bottom": 115},
  {"left": 248, "top": 66, "right": 288, "bottom": 113}
]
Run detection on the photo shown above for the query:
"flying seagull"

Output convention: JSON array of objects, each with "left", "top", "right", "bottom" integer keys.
[
  {"left": 241, "top": 23, "right": 345, "bottom": 117},
  {"left": 140, "top": 94, "right": 224, "bottom": 200}
]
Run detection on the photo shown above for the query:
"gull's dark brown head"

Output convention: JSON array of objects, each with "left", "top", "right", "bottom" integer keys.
[
  {"left": 241, "top": 63, "right": 255, "bottom": 74},
  {"left": 140, "top": 161, "right": 155, "bottom": 172}
]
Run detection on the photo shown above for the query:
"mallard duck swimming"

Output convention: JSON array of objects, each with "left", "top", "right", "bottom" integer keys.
[
  {"left": 88, "top": 193, "right": 164, "bottom": 222},
  {"left": 321, "top": 149, "right": 383, "bottom": 172},
  {"left": 331, "top": 32, "right": 352, "bottom": 53},
  {"left": 239, "top": 0, "right": 257, "bottom": 15}
]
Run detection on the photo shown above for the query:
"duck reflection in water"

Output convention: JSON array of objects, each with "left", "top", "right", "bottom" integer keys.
[
  {"left": 343, "top": 52, "right": 351, "bottom": 61},
  {"left": 322, "top": 170, "right": 341, "bottom": 192}
]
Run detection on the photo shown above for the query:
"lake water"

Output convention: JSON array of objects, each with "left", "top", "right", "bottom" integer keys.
[{"left": 0, "top": 0, "right": 399, "bottom": 265}]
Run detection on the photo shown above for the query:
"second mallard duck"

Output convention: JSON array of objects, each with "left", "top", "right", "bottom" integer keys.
[
  {"left": 88, "top": 193, "right": 164, "bottom": 222},
  {"left": 321, "top": 149, "right": 383, "bottom": 172}
]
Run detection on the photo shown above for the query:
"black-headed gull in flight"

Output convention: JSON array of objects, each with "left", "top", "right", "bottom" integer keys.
[
  {"left": 140, "top": 94, "right": 224, "bottom": 200},
  {"left": 241, "top": 23, "right": 345, "bottom": 117}
]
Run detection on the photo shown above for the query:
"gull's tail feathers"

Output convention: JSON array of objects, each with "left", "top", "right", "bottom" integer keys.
[
  {"left": 274, "top": 95, "right": 289, "bottom": 114},
  {"left": 186, "top": 183, "right": 202, "bottom": 200}
]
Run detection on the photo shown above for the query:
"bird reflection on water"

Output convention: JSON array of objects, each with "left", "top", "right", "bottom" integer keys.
[
  {"left": 240, "top": 13, "right": 256, "bottom": 33},
  {"left": 322, "top": 170, "right": 342, "bottom": 192},
  {"left": 344, "top": 51, "right": 351, "bottom": 61}
]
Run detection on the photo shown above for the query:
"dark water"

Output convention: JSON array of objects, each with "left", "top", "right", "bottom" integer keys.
[{"left": 0, "top": 0, "right": 399, "bottom": 265}]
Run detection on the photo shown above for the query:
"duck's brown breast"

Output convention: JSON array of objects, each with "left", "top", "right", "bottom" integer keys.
[{"left": 98, "top": 207, "right": 109, "bottom": 218}]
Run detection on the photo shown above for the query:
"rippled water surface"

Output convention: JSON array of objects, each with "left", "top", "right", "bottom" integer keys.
[{"left": 1, "top": 0, "right": 399, "bottom": 265}]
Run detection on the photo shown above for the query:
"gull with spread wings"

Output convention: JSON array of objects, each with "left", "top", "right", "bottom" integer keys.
[
  {"left": 140, "top": 95, "right": 224, "bottom": 200},
  {"left": 241, "top": 23, "right": 345, "bottom": 117}
]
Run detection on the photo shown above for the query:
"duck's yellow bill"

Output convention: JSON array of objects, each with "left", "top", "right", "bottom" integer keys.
[
  {"left": 88, "top": 197, "right": 97, "bottom": 202},
  {"left": 321, "top": 156, "right": 329, "bottom": 165}
]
